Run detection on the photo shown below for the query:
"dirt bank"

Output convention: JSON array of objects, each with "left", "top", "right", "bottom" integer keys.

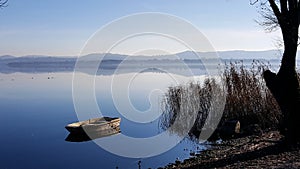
[{"left": 160, "top": 131, "right": 300, "bottom": 169}]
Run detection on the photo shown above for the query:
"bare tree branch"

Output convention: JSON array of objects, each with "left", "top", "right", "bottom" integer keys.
[
  {"left": 280, "top": 0, "right": 288, "bottom": 14},
  {"left": 250, "top": 0, "right": 259, "bottom": 5},
  {"left": 256, "top": 7, "right": 280, "bottom": 32},
  {"left": 253, "top": 1, "right": 280, "bottom": 32},
  {"left": 0, "top": 0, "right": 8, "bottom": 8},
  {"left": 251, "top": 0, "right": 300, "bottom": 48},
  {"left": 298, "top": 5, "right": 300, "bottom": 25},
  {"left": 250, "top": 0, "right": 269, "bottom": 6},
  {"left": 268, "top": 0, "right": 282, "bottom": 22},
  {"left": 288, "top": 0, "right": 297, "bottom": 10}
]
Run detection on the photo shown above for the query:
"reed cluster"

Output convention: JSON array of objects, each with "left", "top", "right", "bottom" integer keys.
[{"left": 161, "top": 61, "right": 282, "bottom": 137}]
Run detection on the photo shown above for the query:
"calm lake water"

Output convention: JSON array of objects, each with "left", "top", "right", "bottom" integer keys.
[
  {"left": 1, "top": 57, "right": 290, "bottom": 169},
  {"left": 0, "top": 71, "right": 206, "bottom": 169}
]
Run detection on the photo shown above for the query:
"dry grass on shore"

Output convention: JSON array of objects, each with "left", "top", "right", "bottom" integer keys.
[{"left": 161, "top": 61, "right": 282, "bottom": 138}]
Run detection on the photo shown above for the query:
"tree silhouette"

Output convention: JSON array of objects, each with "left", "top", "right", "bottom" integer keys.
[{"left": 251, "top": 0, "right": 300, "bottom": 143}]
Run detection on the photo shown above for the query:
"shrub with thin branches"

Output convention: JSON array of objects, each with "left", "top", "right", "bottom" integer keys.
[{"left": 161, "top": 61, "right": 282, "bottom": 138}]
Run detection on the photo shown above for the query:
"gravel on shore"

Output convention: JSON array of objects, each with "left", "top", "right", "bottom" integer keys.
[{"left": 160, "top": 131, "right": 300, "bottom": 169}]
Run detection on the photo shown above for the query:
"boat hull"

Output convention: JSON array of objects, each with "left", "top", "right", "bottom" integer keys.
[
  {"left": 65, "top": 127, "right": 120, "bottom": 142},
  {"left": 65, "top": 117, "right": 121, "bottom": 134}
]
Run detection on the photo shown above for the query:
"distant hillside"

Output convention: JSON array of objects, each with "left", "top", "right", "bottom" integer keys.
[
  {"left": 0, "top": 55, "right": 15, "bottom": 60},
  {"left": 0, "top": 50, "right": 299, "bottom": 75},
  {"left": 0, "top": 50, "right": 292, "bottom": 61}
]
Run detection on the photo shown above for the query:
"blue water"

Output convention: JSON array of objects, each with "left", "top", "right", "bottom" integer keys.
[{"left": 0, "top": 72, "right": 205, "bottom": 169}]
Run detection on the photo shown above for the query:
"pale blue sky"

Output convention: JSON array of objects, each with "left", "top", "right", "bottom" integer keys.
[{"left": 0, "top": 0, "right": 280, "bottom": 56}]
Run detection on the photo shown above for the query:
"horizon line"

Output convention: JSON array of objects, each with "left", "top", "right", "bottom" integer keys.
[{"left": 0, "top": 49, "right": 287, "bottom": 58}]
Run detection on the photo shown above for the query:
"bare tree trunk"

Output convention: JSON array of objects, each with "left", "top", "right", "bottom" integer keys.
[{"left": 263, "top": 25, "right": 300, "bottom": 143}]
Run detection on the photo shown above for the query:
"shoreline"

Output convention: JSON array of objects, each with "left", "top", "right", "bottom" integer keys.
[{"left": 160, "top": 131, "right": 300, "bottom": 169}]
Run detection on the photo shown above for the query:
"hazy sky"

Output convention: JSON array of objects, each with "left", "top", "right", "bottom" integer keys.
[{"left": 0, "top": 0, "right": 280, "bottom": 56}]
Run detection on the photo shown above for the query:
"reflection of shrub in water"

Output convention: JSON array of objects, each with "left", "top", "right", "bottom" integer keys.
[
  {"left": 160, "top": 61, "right": 282, "bottom": 140},
  {"left": 160, "top": 79, "right": 224, "bottom": 138}
]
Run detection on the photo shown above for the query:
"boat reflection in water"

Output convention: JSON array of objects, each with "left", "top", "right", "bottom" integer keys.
[
  {"left": 65, "top": 117, "right": 121, "bottom": 142},
  {"left": 65, "top": 127, "right": 121, "bottom": 142}
]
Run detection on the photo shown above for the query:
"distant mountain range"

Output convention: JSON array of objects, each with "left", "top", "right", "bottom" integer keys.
[
  {"left": 0, "top": 50, "right": 289, "bottom": 61},
  {"left": 0, "top": 50, "right": 298, "bottom": 75}
]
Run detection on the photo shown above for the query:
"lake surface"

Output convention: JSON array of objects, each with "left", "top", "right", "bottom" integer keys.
[
  {"left": 0, "top": 71, "right": 206, "bottom": 169},
  {"left": 0, "top": 57, "right": 291, "bottom": 169}
]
